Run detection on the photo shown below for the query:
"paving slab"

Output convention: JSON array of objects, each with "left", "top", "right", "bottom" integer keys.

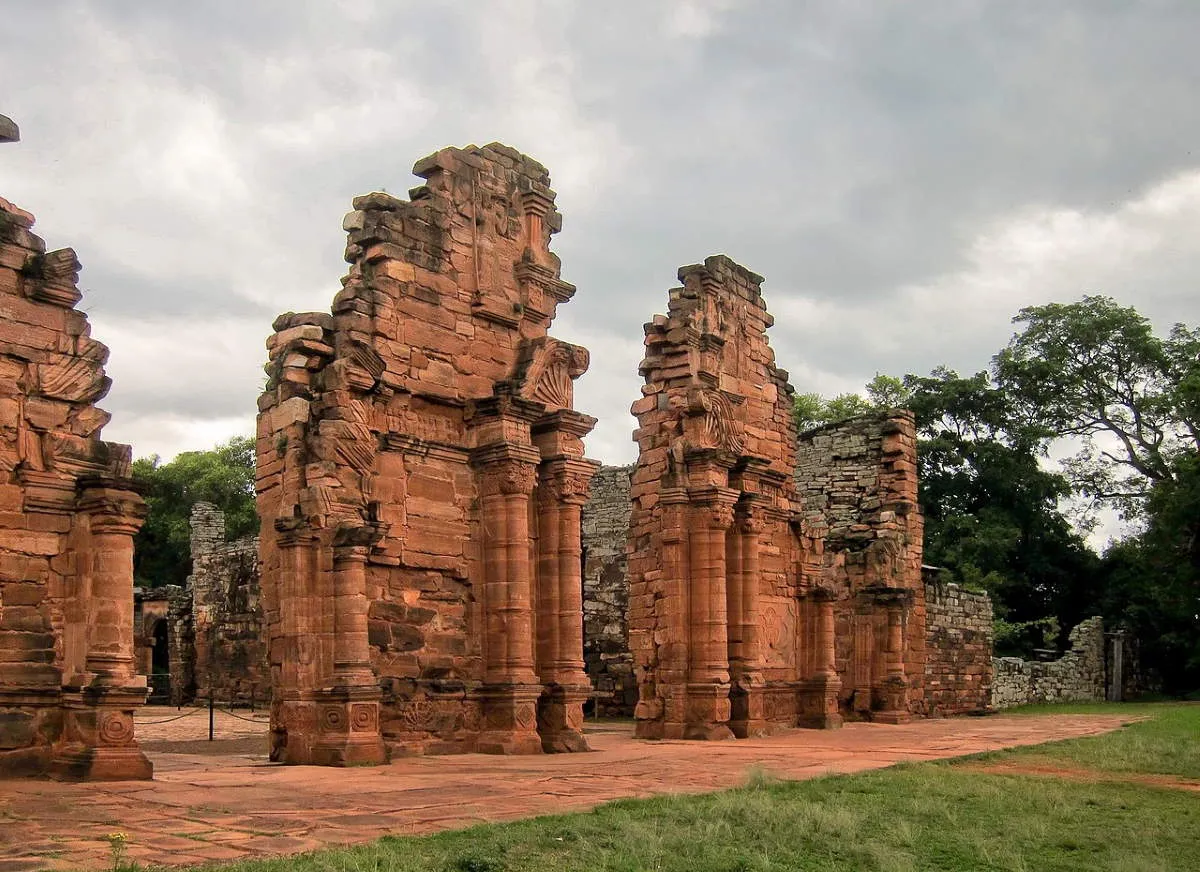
[{"left": 0, "top": 711, "right": 1130, "bottom": 870}]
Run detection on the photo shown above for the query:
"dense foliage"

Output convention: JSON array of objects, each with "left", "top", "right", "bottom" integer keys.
[
  {"left": 131, "top": 435, "right": 257, "bottom": 587},
  {"left": 797, "top": 299, "right": 1199, "bottom": 690}
]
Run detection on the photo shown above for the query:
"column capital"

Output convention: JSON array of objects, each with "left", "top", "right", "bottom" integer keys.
[
  {"left": 76, "top": 478, "right": 146, "bottom": 535},
  {"left": 540, "top": 457, "right": 599, "bottom": 505},
  {"left": 478, "top": 458, "right": 538, "bottom": 496}
]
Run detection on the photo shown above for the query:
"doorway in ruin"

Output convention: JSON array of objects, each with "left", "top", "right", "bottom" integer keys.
[{"left": 150, "top": 619, "right": 170, "bottom": 703}]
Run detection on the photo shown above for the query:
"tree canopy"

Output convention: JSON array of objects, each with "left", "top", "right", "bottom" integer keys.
[
  {"left": 132, "top": 435, "right": 257, "bottom": 587},
  {"left": 996, "top": 296, "right": 1200, "bottom": 518}
]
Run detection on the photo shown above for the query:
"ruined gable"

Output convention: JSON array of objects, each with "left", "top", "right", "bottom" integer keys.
[{"left": 257, "top": 144, "right": 599, "bottom": 765}]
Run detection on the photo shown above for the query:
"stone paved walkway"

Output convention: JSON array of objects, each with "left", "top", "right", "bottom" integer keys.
[{"left": 0, "top": 711, "right": 1131, "bottom": 871}]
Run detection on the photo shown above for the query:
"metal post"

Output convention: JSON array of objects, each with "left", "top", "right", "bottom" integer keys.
[{"left": 209, "top": 694, "right": 215, "bottom": 741}]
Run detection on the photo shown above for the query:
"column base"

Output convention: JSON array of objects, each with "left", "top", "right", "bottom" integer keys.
[
  {"left": 873, "top": 677, "right": 910, "bottom": 724},
  {"left": 730, "top": 680, "right": 777, "bottom": 738},
  {"left": 50, "top": 686, "right": 152, "bottom": 781},
  {"left": 477, "top": 684, "right": 543, "bottom": 755},
  {"left": 310, "top": 687, "right": 386, "bottom": 767},
  {"left": 683, "top": 683, "right": 734, "bottom": 741},
  {"left": 797, "top": 675, "right": 843, "bottom": 730},
  {"left": 538, "top": 684, "right": 591, "bottom": 753}
]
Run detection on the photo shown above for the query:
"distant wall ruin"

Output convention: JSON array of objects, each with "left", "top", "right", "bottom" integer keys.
[
  {"left": 794, "top": 413, "right": 927, "bottom": 720},
  {"left": 991, "top": 616, "right": 1105, "bottom": 708},
  {"left": 256, "top": 144, "right": 599, "bottom": 765},
  {"left": 581, "top": 464, "right": 635, "bottom": 716},
  {"left": 0, "top": 194, "right": 150, "bottom": 779}
]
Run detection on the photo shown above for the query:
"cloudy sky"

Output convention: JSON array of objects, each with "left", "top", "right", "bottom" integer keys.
[{"left": 4, "top": 0, "right": 1199, "bottom": 475}]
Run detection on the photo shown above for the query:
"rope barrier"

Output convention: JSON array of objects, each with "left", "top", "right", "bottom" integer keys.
[
  {"left": 215, "top": 706, "right": 270, "bottom": 724},
  {"left": 135, "top": 708, "right": 206, "bottom": 725}
]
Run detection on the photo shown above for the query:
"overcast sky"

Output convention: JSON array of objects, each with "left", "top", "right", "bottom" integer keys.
[{"left": 4, "top": 0, "right": 1199, "bottom": 480}]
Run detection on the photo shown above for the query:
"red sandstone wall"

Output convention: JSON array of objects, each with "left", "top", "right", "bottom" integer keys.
[{"left": 0, "top": 195, "right": 149, "bottom": 778}]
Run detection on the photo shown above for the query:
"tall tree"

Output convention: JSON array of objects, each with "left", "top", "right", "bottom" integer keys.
[
  {"left": 903, "top": 368, "right": 1097, "bottom": 642},
  {"left": 132, "top": 435, "right": 258, "bottom": 587},
  {"left": 996, "top": 296, "right": 1200, "bottom": 517}
]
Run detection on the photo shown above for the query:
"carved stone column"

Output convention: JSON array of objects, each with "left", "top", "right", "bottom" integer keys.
[
  {"left": 269, "top": 519, "right": 319, "bottom": 764},
  {"left": 312, "top": 523, "right": 385, "bottom": 766},
  {"left": 635, "top": 486, "right": 690, "bottom": 739},
  {"left": 477, "top": 457, "right": 543, "bottom": 754},
  {"left": 51, "top": 479, "right": 152, "bottom": 781},
  {"left": 797, "top": 586, "right": 843, "bottom": 729},
  {"left": 729, "top": 508, "right": 769, "bottom": 737},
  {"left": 685, "top": 493, "right": 736, "bottom": 740},
  {"left": 874, "top": 592, "right": 911, "bottom": 724},
  {"left": 536, "top": 460, "right": 595, "bottom": 752}
]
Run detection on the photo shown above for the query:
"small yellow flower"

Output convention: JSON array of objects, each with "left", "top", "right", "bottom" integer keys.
[{"left": 106, "top": 832, "right": 129, "bottom": 845}]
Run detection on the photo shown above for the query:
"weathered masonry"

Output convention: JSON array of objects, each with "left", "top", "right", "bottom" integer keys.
[
  {"left": 257, "top": 144, "right": 599, "bottom": 765},
  {"left": 581, "top": 464, "right": 635, "bottom": 716},
  {"left": 0, "top": 186, "right": 150, "bottom": 779},
  {"left": 794, "top": 413, "right": 928, "bottom": 721},
  {"left": 628, "top": 256, "right": 928, "bottom": 740}
]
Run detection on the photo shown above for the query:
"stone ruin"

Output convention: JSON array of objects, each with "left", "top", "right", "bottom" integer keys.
[
  {"left": 133, "top": 503, "right": 268, "bottom": 707},
  {"left": 581, "top": 465, "right": 636, "bottom": 716},
  {"left": 0, "top": 187, "right": 150, "bottom": 778},
  {"left": 628, "top": 256, "right": 928, "bottom": 740},
  {"left": 257, "top": 143, "right": 599, "bottom": 764}
]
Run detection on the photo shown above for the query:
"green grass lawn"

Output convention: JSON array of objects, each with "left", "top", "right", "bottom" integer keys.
[{"left": 192, "top": 704, "right": 1199, "bottom": 872}]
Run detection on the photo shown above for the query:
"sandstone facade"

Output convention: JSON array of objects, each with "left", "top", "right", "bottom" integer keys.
[
  {"left": 628, "top": 258, "right": 928, "bottom": 740},
  {"left": 257, "top": 144, "right": 599, "bottom": 765},
  {"left": 991, "top": 616, "right": 1106, "bottom": 708},
  {"left": 0, "top": 195, "right": 150, "bottom": 779},
  {"left": 581, "top": 464, "right": 635, "bottom": 716}
]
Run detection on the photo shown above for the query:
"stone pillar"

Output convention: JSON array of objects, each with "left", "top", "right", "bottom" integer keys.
[
  {"left": 797, "top": 588, "right": 843, "bottom": 729},
  {"left": 268, "top": 520, "right": 318, "bottom": 764},
  {"left": 312, "top": 524, "right": 385, "bottom": 766},
  {"left": 685, "top": 495, "right": 736, "bottom": 740},
  {"left": 50, "top": 480, "right": 153, "bottom": 781},
  {"left": 874, "top": 594, "right": 911, "bottom": 724},
  {"left": 536, "top": 462, "right": 594, "bottom": 752},
  {"left": 477, "top": 458, "right": 543, "bottom": 754},
  {"left": 729, "top": 508, "right": 770, "bottom": 737}
]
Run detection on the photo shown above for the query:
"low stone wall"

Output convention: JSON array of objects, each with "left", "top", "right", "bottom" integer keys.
[
  {"left": 924, "top": 579, "right": 993, "bottom": 715},
  {"left": 991, "top": 616, "right": 1105, "bottom": 708},
  {"left": 581, "top": 465, "right": 635, "bottom": 716}
]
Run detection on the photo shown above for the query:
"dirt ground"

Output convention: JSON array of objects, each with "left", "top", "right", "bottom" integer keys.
[{"left": 0, "top": 709, "right": 1133, "bottom": 871}]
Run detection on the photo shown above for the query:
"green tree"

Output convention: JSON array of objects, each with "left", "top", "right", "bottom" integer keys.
[
  {"left": 1099, "top": 452, "right": 1200, "bottom": 693},
  {"left": 996, "top": 296, "right": 1200, "bottom": 517},
  {"left": 903, "top": 368, "right": 1098, "bottom": 646},
  {"left": 132, "top": 435, "right": 258, "bottom": 587},
  {"left": 793, "top": 374, "right": 911, "bottom": 431}
]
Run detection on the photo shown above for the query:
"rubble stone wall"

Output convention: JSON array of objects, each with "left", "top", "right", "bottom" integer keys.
[
  {"left": 795, "top": 413, "right": 927, "bottom": 718},
  {"left": 187, "top": 503, "right": 268, "bottom": 705},
  {"left": 581, "top": 465, "right": 634, "bottom": 716},
  {"left": 0, "top": 194, "right": 150, "bottom": 779},
  {"left": 923, "top": 579, "right": 992, "bottom": 714},
  {"left": 991, "top": 617, "right": 1106, "bottom": 708}
]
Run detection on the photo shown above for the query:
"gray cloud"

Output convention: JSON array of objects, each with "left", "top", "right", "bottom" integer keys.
[{"left": 3, "top": 0, "right": 1199, "bottom": 468}]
